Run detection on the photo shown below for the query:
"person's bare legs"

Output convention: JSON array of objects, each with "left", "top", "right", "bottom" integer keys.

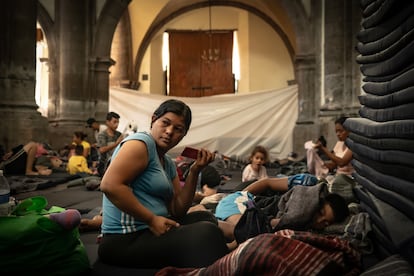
[
  {"left": 24, "top": 142, "right": 52, "bottom": 176},
  {"left": 218, "top": 214, "right": 243, "bottom": 251},
  {"left": 23, "top": 142, "right": 39, "bottom": 175},
  {"left": 243, "top": 177, "right": 289, "bottom": 195},
  {"left": 79, "top": 214, "right": 103, "bottom": 232}
]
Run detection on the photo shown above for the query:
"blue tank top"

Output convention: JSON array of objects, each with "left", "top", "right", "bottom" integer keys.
[{"left": 101, "top": 132, "right": 177, "bottom": 234}]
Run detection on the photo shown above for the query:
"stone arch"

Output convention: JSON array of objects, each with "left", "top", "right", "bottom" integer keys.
[
  {"left": 93, "top": 0, "right": 132, "bottom": 57},
  {"left": 279, "top": 0, "right": 315, "bottom": 55},
  {"left": 133, "top": 1, "right": 297, "bottom": 84},
  {"left": 36, "top": 2, "right": 56, "bottom": 63},
  {"left": 36, "top": 2, "right": 57, "bottom": 118},
  {"left": 89, "top": 0, "right": 131, "bottom": 115}
]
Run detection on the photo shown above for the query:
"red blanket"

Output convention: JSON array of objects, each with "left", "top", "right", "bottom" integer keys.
[{"left": 157, "top": 230, "right": 361, "bottom": 276}]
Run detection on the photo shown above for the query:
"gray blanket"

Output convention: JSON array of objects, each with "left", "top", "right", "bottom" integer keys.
[{"left": 274, "top": 183, "right": 328, "bottom": 231}]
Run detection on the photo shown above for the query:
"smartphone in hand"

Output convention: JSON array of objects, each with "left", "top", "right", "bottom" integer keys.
[{"left": 181, "top": 147, "right": 199, "bottom": 159}]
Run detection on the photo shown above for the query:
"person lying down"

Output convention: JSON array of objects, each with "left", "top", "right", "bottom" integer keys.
[{"left": 192, "top": 174, "right": 349, "bottom": 250}]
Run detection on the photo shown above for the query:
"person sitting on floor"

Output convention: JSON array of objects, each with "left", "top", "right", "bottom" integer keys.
[
  {"left": 0, "top": 141, "right": 53, "bottom": 176},
  {"left": 70, "top": 131, "right": 91, "bottom": 159},
  {"left": 98, "top": 99, "right": 229, "bottom": 269},
  {"left": 242, "top": 145, "right": 269, "bottom": 182},
  {"left": 66, "top": 145, "right": 96, "bottom": 175},
  {"left": 306, "top": 116, "right": 354, "bottom": 180}
]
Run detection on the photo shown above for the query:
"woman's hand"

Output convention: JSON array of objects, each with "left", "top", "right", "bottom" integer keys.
[
  {"left": 148, "top": 215, "right": 180, "bottom": 236},
  {"left": 192, "top": 148, "right": 215, "bottom": 170},
  {"left": 170, "top": 148, "right": 215, "bottom": 217}
]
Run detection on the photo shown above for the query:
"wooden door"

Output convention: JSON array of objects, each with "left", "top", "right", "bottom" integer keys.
[{"left": 169, "top": 30, "right": 234, "bottom": 97}]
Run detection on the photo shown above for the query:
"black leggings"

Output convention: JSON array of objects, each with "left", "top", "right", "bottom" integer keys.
[
  {"left": 98, "top": 211, "right": 229, "bottom": 268},
  {"left": 2, "top": 146, "right": 27, "bottom": 175}
]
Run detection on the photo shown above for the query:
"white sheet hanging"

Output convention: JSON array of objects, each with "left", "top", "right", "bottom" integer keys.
[{"left": 110, "top": 85, "right": 298, "bottom": 161}]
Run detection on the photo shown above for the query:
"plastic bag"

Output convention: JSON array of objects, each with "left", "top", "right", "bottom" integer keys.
[{"left": 0, "top": 196, "right": 90, "bottom": 275}]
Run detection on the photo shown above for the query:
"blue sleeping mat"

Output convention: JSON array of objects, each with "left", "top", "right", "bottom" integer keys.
[
  {"left": 357, "top": 2, "right": 414, "bottom": 43},
  {"left": 370, "top": 223, "right": 398, "bottom": 258},
  {"left": 361, "top": 67, "right": 414, "bottom": 96},
  {"left": 357, "top": 14, "right": 414, "bottom": 55},
  {"left": 361, "top": 0, "right": 386, "bottom": 18},
  {"left": 356, "top": 188, "right": 397, "bottom": 257},
  {"left": 352, "top": 152, "right": 414, "bottom": 183},
  {"left": 361, "top": 0, "right": 395, "bottom": 29},
  {"left": 359, "top": 103, "right": 414, "bottom": 122},
  {"left": 358, "top": 86, "right": 414, "bottom": 109},
  {"left": 343, "top": 117, "right": 414, "bottom": 139},
  {"left": 346, "top": 138, "right": 414, "bottom": 167},
  {"left": 359, "top": 43, "right": 414, "bottom": 77},
  {"left": 348, "top": 132, "right": 414, "bottom": 153},
  {"left": 361, "top": 0, "right": 378, "bottom": 10},
  {"left": 353, "top": 181, "right": 414, "bottom": 262},
  {"left": 357, "top": 31, "right": 414, "bottom": 64},
  {"left": 353, "top": 172, "right": 414, "bottom": 222},
  {"left": 354, "top": 186, "right": 390, "bottom": 239}
]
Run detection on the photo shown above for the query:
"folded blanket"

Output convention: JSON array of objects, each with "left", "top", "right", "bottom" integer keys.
[{"left": 156, "top": 230, "right": 361, "bottom": 276}]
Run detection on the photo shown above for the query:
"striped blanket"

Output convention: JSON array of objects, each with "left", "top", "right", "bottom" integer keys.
[{"left": 157, "top": 230, "right": 361, "bottom": 276}]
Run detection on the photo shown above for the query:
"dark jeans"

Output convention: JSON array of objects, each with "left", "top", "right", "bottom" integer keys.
[{"left": 98, "top": 211, "right": 229, "bottom": 268}]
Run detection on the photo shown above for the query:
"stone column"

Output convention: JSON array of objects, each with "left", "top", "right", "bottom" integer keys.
[
  {"left": 47, "top": 0, "right": 95, "bottom": 148},
  {"left": 110, "top": 10, "right": 132, "bottom": 87},
  {"left": 55, "top": 0, "right": 90, "bottom": 122},
  {"left": 292, "top": 54, "right": 319, "bottom": 156},
  {"left": 0, "top": 0, "right": 48, "bottom": 150},
  {"left": 89, "top": 56, "right": 115, "bottom": 120},
  {"left": 322, "top": 0, "right": 361, "bottom": 112},
  {"left": 314, "top": 0, "right": 360, "bottom": 147}
]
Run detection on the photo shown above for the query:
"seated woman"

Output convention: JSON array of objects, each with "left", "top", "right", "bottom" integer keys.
[
  {"left": 306, "top": 116, "right": 354, "bottom": 180},
  {"left": 97, "top": 99, "right": 229, "bottom": 269},
  {"left": 0, "top": 142, "right": 52, "bottom": 176}
]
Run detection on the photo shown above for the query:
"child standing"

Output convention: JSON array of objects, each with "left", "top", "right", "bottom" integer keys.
[
  {"left": 242, "top": 145, "right": 269, "bottom": 182},
  {"left": 66, "top": 145, "right": 94, "bottom": 175}
]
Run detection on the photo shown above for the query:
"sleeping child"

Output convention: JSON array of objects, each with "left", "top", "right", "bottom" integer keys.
[{"left": 213, "top": 174, "right": 349, "bottom": 249}]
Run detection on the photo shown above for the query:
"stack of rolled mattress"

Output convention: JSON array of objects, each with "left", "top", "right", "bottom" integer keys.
[{"left": 345, "top": 0, "right": 414, "bottom": 263}]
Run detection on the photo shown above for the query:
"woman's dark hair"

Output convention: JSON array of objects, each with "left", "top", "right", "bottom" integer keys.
[
  {"left": 249, "top": 145, "right": 269, "bottom": 162},
  {"left": 152, "top": 99, "right": 192, "bottom": 132},
  {"left": 324, "top": 193, "right": 349, "bottom": 222},
  {"left": 335, "top": 116, "right": 349, "bottom": 126}
]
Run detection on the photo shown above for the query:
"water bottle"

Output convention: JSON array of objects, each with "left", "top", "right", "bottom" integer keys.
[{"left": 0, "top": 170, "right": 11, "bottom": 216}]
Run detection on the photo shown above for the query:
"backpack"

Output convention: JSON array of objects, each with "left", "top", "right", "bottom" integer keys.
[{"left": 233, "top": 199, "right": 272, "bottom": 244}]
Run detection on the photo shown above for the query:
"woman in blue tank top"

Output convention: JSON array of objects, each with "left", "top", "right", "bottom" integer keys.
[{"left": 98, "top": 99, "right": 228, "bottom": 269}]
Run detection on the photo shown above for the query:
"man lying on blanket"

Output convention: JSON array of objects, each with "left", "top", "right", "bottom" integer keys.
[{"left": 211, "top": 174, "right": 350, "bottom": 249}]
